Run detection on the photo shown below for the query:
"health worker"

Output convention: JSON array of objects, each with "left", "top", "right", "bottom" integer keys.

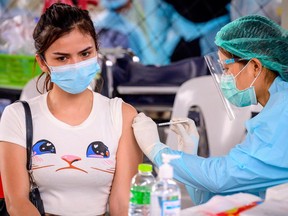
[{"left": 132, "top": 14, "right": 288, "bottom": 205}]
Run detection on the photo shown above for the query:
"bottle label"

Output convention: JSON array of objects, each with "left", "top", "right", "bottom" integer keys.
[
  {"left": 151, "top": 194, "right": 181, "bottom": 216},
  {"left": 130, "top": 186, "right": 151, "bottom": 205},
  {"left": 162, "top": 199, "right": 180, "bottom": 214}
]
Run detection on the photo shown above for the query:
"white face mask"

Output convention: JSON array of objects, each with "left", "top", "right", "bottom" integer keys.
[{"left": 46, "top": 57, "right": 100, "bottom": 94}]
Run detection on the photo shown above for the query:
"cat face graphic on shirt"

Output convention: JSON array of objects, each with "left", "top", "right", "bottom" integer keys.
[{"left": 31, "top": 139, "right": 115, "bottom": 174}]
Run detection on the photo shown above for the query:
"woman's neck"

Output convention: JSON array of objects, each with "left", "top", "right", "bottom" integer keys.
[
  {"left": 257, "top": 71, "right": 277, "bottom": 106},
  {"left": 47, "top": 88, "right": 94, "bottom": 125}
]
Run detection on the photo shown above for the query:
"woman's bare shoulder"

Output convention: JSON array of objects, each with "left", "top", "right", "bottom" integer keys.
[{"left": 121, "top": 102, "right": 138, "bottom": 122}]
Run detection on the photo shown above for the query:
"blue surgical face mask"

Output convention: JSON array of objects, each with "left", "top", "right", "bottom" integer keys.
[
  {"left": 46, "top": 57, "right": 100, "bottom": 94},
  {"left": 220, "top": 61, "right": 261, "bottom": 107}
]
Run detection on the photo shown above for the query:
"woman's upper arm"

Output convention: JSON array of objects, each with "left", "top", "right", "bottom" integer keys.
[
  {"left": 0, "top": 141, "right": 30, "bottom": 206},
  {"left": 109, "top": 102, "right": 143, "bottom": 215},
  {"left": 0, "top": 103, "right": 38, "bottom": 214},
  {"left": 0, "top": 104, "right": 30, "bottom": 200}
]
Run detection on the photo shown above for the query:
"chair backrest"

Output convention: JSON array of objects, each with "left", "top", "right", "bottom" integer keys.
[
  {"left": 166, "top": 75, "right": 252, "bottom": 157},
  {"left": 19, "top": 75, "right": 45, "bottom": 100}
]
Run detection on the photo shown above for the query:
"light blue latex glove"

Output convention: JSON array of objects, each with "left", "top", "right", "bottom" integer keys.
[
  {"left": 170, "top": 118, "right": 199, "bottom": 154},
  {"left": 132, "top": 112, "right": 168, "bottom": 162}
]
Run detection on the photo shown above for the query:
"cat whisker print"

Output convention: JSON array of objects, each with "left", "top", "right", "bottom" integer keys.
[
  {"left": 32, "top": 165, "right": 55, "bottom": 170},
  {"left": 91, "top": 167, "right": 115, "bottom": 174}
]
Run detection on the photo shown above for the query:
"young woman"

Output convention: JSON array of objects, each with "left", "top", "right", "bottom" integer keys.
[{"left": 0, "top": 3, "right": 142, "bottom": 215}]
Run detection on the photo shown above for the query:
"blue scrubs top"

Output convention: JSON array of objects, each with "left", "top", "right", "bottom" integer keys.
[
  {"left": 140, "top": 0, "right": 230, "bottom": 65},
  {"left": 93, "top": 0, "right": 230, "bottom": 65},
  {"left": 94, "top": 10, "right": 147, "bottom": 63},
  {"left": 152, "top": 76, "right": 288, "bottom": 205}
]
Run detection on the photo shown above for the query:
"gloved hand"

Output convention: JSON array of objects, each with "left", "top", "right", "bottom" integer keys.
[
  {"left": 170, "top": 118, "right": 199, "bottom": 154},
  {"left": 132, "top": 112, "right": 166, "bottom": 161}
]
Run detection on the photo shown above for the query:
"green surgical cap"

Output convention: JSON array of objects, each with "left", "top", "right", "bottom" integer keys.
[{"left": 215, "top": 15, "right": 288, "bottom": 81}]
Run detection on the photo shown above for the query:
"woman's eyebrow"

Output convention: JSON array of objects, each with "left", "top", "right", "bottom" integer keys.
[
  {"left": 78, "top": 46, "right": 93, "bottom": 54},
  {"left": 52, "top": 52, "right": 69, "bottom": 56},
  {"left": 52, "top": 46, "right": 93, "bottom": 56}
]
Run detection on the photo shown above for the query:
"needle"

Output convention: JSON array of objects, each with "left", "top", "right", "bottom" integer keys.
[{"left": 157, "top": 119, "right": 188, "bottom": 127}]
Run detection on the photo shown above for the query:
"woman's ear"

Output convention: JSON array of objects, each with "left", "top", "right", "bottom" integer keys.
[
  {"left": 35, "top": 54, "right": 49, "bottom": 73},
  {"left": 251, "top": 58, "right": 263, "bottom": 77}
]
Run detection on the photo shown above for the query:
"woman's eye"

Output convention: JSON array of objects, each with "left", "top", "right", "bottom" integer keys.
[
  {"left": 57, "top": 56, "right": 67, "bottom": 62},
  {"left": 81, "top": 52, "right": 90, "bottom": 57},
  {"left": 220, "top": 65, "right": 228, "bottom": 72}
]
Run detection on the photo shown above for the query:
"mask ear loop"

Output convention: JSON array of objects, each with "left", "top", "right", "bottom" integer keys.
[
  {"left": 40, "top": 55, "right": 52, "bottom": 75},
  {"left": 234, "top": 59, "right": 252, "bottom": 79},
  {"left": 249, "top": 68, "right": 262, "bottom": 87}
]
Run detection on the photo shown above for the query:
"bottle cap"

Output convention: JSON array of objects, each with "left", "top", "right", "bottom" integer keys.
[
  {"left": 159, "top": 153, "right": 180, "bottom": 179},
  {"left": 138, "top": 163, "right": 153, "bottom": 172}
]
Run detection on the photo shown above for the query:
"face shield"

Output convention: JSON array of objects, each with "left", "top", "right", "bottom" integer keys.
[{"left": 204, "top": 51, "right": 247, "bottom": 120}]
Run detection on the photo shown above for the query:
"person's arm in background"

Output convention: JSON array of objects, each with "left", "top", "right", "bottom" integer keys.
[{"left": 109, "top": 103, "right": 143, "bottom": 215}]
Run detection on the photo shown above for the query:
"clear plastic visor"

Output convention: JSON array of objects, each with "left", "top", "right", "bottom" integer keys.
[{"left": 204, "top": 51, "right": 239, "bottom": 120}]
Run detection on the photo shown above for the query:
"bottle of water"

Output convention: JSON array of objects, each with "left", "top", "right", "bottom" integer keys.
[
  {"left": 150, "top": 153, "right": 181, "bottom": 216},
  {"left": 129, "top": 163, "right": 156, "bottom": 216}
]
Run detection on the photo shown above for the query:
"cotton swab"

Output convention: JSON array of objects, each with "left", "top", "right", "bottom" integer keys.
[{"left": 157, "top": 119, "right": 188, "bottom": 127}]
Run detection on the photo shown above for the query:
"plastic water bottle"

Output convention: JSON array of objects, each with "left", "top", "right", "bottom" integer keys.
[
  {"left": 150, "top": 153, "right": 181, "bottom": 216},
  {"left": 129, "top": 163, "right": 156, "bottom": 216}
]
